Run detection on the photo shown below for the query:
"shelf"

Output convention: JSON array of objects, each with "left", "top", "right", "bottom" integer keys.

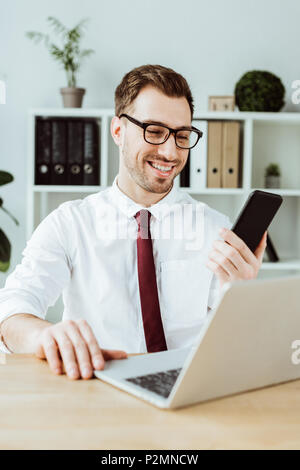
[
  {"left": 29, "top": 108, "right": 300, "bottom": 122},
  {"left": 33, "top": 184, "right": 245, "bottom": 195},
  {"left": 193, "top": 112, "right": 300, "bottom": 122},
  {"left": 179, "top": 187, "right": 245, "bottom": 195},
  {"left": 251, "top": 188, "right": 300, "bottom": 196},
  {"left": 33, "top": 185, "right": 103, "bottom": 193},
  {"left": 32, "top": 185, "right": 300, "bottom": 196},
  {"left": 29, "top": 108, "right": 114, "bottom": 117}
]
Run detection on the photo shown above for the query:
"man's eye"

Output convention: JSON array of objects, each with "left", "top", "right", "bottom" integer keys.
[{"left": 177, "top": 135, "right": 189, "bottom": 140}]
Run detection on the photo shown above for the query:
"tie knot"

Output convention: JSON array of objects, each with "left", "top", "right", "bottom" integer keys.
[{"left": 135, "top": 210, "right": 151, "bottom": 239}]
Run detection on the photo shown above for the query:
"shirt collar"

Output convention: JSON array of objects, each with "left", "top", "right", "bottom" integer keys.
[{"left": 109, "top": 174, "right": 180, "bottom": 221}]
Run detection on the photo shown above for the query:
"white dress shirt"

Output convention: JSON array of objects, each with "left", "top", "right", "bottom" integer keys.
[{"left": 0, "top": 175, "right": 231, "bottom": 354}]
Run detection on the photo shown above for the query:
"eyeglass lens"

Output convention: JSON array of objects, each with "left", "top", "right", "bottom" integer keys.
[{"left": 144, "top": 124, "right": 198, "bottom": 149}]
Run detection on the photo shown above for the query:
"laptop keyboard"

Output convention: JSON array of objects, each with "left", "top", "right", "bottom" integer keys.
[{"left": 125, "top": 368, "right": 182, "bottom": 398}]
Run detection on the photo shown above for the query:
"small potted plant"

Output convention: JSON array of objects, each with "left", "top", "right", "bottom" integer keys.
[
  {"left": 26, "top": 17, "right": 95, "bottom": 108},
  {"left": 234, "top": 70, "right": 285, "bottom": 112},
  {"left": 265, "top": 163, "right": 281, "bottom": 189},
  {"left": 0, "top": 171, "right": 19, "bottom": 272}
]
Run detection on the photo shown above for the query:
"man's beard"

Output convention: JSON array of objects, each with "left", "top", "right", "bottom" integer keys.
[{"left": 122, "top": 141, "right": 179, "bottom": 194}]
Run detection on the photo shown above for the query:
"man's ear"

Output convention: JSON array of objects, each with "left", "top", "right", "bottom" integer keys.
[{"left": 111, "top": 116, "right": 123, "bottom": 146}]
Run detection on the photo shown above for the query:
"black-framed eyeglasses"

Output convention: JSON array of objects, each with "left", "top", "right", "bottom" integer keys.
[{"left": 119, "top": 113, "right": 203, "bottom": 150}]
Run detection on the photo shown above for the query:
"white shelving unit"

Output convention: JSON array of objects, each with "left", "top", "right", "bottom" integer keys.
[{"left": 28, "top": 108, "right": 300, "bottom": 278}]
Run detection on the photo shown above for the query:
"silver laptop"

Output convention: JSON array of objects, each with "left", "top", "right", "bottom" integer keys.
[{"left": 94, "top": 275, "right": 300, "bottom": 409}]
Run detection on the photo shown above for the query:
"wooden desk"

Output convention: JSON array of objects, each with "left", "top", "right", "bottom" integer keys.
[{"left": 1, "top": 354, "right": 300, "bottom": 450}]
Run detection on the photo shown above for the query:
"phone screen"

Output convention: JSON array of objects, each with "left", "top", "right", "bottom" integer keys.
[{"left": 231, "top": 190, "right": 282, "bottom": 252}]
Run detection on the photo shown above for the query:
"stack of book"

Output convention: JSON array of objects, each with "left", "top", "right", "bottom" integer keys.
[
  {"left": 180, "top": 120, "right": 242, "bottom": 189},
  {"left": 35, "top": 117, "right": 100, "bottom": 185}
]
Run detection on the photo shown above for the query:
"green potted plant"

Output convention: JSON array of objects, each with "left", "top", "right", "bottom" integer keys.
[
  {"left": 0, "top": 171, "right": 19, "bottom": 272},
  {"left": 26, "top": 17, "right": 95, "bottom": 108},
  {"left": 234, "top": 70, "right": 285, "bottom": 112},
  {"left": 265, "top": 163, "right": 281, "bottom": 189}
]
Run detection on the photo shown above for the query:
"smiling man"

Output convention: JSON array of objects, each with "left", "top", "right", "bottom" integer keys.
[
  {"left": 0, "top": 64, "right": 267, "bottom": 380},
  {"left": 115, "top": 86, "right": 190, "bottom": 204}
]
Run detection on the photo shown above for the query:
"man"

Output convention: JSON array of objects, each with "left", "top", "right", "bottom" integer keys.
[{"left": 0, "top": 64, "right": 267, "bottom": 380}]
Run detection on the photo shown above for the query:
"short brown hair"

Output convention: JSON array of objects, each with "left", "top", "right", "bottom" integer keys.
[{"left": 114, "top": 64, "right": 194, "bottom": 119}]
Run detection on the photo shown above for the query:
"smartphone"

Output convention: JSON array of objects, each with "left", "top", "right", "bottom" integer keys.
[{"left": 230, "top": 190, "right": 283, "bottom": 252}]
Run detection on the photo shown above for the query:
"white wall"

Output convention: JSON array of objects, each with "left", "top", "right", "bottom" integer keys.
[{"left": 1, "top": 0, "right": 300, "bottom": 287}]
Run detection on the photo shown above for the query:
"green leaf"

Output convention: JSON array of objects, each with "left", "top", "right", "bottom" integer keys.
[
  {"left": 0, "top": 260, "right": 10, "bottom": 272},
  {"left": 49, "top": 43, "right": 65, "bottom": 63},
  {"left": 265, "top": 163, "right": 281, "bottom": 177},
  {"left": 25, "top": 31, "right": 44, "bottom": 43},
  {"left": 0, "top": 229, "right": 11, "bottom": 271},
  {"left": 73, "top": 17, "right": 90, "bottom": 37},
  {"left": 0, "top": 171, "right": 13, "bottom": 187},
  {"left": 80, "top": 49, "right": 95, "bottom": 59},
  {"left": 25, "top": 31, "right": 50, "bottom": 48},
  {"left": 47, "top": 16, "right": 68, "bottom": 37},
  {"left": 0, "top": 203, "right": 19, "bottom": 225}
]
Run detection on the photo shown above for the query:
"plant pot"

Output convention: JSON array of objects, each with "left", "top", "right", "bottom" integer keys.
[
  {"left": 60, "top": 87, "right": 86, "bottom": 108},
  {"left": 265, "top": 175, "right": 280, "bottom": 189}
]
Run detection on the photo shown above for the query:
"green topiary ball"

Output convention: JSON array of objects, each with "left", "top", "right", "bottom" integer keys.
[{"left": 234, "top": 70, "right": 285, "bottom": 112}]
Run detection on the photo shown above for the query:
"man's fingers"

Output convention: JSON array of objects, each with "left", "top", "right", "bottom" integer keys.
[
  {"left": 219, "top": 228, "right": 257, "bottom": 265},
  {"left": 206, "top": 258, "right": 228, "bottom": 286},
  {"left": 75, "top": 319, "right": 105, "bottom": 370},
  {"left": 254, "top": 230, "right": 268, "bottom": 261},
  {"left": 54, "top": 331, "right": 80, "bottom": 380},
  {"left": 65, "top": 321, "right": 95, "bottom": 379},
  {"left": 35, "top": 320, "right": 128, "bottom": 379},
  {"left": 101, "top": 349, "right": 128, "bottom": 361},
  {"left": 36, "top": 331, "right": 62, "bottom": 375}
]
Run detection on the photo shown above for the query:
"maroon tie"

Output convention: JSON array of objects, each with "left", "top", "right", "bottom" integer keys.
[{"left": 135, "top": 209, "right": 167, "bottom": 353}]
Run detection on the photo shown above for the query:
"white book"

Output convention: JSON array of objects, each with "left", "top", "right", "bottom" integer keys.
[{"left": 190, "top": 120, "right": 208, "bottom": 190}]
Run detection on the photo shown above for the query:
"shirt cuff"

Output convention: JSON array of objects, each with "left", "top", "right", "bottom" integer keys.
[
  {"left": 0, "top": 299, "right": 46, "bottom": 354},
  {"left": 0, "top": 298, "right": 45, "bottom": 326}
]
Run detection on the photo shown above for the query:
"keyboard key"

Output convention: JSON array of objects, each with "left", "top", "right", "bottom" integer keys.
[{"left": 126, "top": 368, "right": 182, "bottom": 398}]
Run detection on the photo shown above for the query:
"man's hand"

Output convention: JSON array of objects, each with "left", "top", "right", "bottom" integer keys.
[
  {"left": 34, "top": 318, "right": 127, "bottom": 380},
  {"left": 206, "top": 228, "right": 268, "bottom": 289}
]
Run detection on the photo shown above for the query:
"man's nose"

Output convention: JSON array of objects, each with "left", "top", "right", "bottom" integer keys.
[{"left": 157, "top": 132, "right": 178, "bottom": 158}]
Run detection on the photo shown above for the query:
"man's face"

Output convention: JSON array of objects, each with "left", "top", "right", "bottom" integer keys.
[{"left": 116, "top": 85, "right": 191, "bottom": 195}]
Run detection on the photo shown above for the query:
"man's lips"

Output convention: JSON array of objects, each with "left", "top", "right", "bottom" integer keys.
[
  {"left": 146, "top": 160, "right": 176, "bottom": 177},
  {"left": 147, "top": 160, "right": 176, "bottom": 168}
]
